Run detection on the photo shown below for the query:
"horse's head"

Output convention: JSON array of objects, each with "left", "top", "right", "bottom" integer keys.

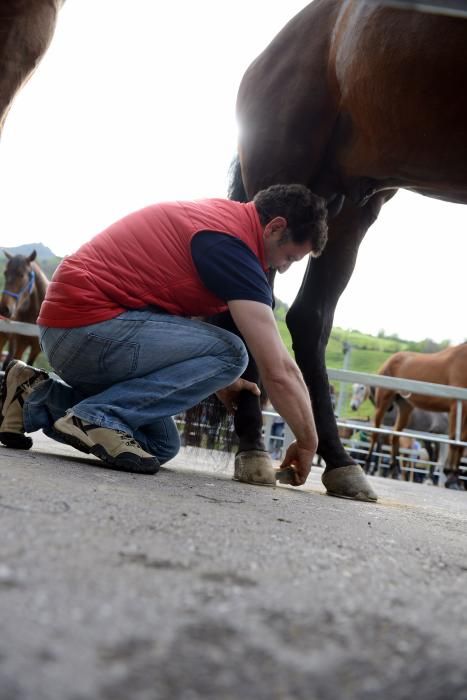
[
  {"left": 350, "top": 383, "right": 369, "bottom": 411},
  {"left": 0, "top": 250, "right": 37, "bottom": 318}
]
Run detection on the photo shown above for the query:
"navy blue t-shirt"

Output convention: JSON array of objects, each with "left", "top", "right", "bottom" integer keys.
[{"left": 191, "top": 231, "right": 272, "bottom": 307}]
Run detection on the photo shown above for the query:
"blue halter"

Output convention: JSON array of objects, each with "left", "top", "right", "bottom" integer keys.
[{"left": 1, "top": 269, "right": 35, "bottom": 301}]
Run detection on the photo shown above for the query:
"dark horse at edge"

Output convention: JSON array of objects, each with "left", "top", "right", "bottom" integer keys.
[
  {"left": 0, "top": 251, "right": 49, "bottom": 369},
  {"left": 221, "top": 0, "right": 467, "bottom": 498}
]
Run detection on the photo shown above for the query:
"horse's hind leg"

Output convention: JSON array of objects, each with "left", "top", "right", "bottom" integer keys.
[
  {"left": 207, "top": 310, "right": 276, "bottom": 486},
  {"left": 207, "top": 311, "right": 264, "bottom": 451}
]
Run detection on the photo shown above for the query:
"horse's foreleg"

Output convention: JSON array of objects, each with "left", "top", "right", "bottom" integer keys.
[
  {"left": 286, "top": 195, "right": 392, "bottom": 500},
  {"left": 0, "top": 332, "right": 9, "bottom": 369},
  {"left": 12, "top": 334, "right": 28, "bottom": 363},
  {"left": 2, "top": 333, "right": 17, "bottom": 369},
  {"left": 26, "top": 338, "right": 41, "bottom": 366}
]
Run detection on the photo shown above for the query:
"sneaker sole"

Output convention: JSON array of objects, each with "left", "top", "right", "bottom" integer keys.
[
  {"left": 0, "top": 367, "right": 32, "bottom": 449},
  {"left": 51, "top": 425, "right": 159, "bottom": 475},
  {"left": 47, "top": 426, "right": 92, "bottom": 455},
  {"left": 0, "top": 361, "right": 47, "bottom": 450},
  {"left": 0, "top": 361, "right": 32, "bottom": 421},
  {"left": 0, "top": 362, "right": 18, "bottom": 420},
  {"left": 92, "top": 444, "right": 159, "bottom": 475},
  {"left": 0, "top": 430, "right": 33, "bottom": 450}
]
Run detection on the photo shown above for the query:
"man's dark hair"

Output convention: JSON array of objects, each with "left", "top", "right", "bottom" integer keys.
[{"left": 253, "top": 184, "right": 328, "bottom": 256}]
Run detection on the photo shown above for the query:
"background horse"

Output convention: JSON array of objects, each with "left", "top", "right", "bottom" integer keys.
[
  {"left": 350, "top": 382, "right": 449, "bottom": 481},
  {"left": 0, "top": 251, "right": 49, "bottom": 369},
  {"left": 226, "top": 0, "right": 467, "bottom": 498},
  {"left": 367, "top": 347, "right": 467, "bottom": 487}
]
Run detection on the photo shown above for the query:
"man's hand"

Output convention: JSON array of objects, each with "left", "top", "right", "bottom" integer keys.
[
  {"left": 278, "top": 441, "right": 314, "bottom": 486},
  {"left": 215, "top": 378, "right": 261, "bottom": 412}
]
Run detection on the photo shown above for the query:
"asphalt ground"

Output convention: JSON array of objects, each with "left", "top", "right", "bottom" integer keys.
[{"left": 1, "top": 431, "right": 467, "bottom": 700}]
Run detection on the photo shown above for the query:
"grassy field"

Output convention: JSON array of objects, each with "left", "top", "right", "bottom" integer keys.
[
  {"left": 274, "top": 299, "right": 452, "bottom": 420},
  {"left": 276, "top": 320, "right": 389, "bottom": 419}
]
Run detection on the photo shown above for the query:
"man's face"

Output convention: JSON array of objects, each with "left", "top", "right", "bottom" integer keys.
[{"left": 263, "top": 217, "right": 312, "bottom": 273}]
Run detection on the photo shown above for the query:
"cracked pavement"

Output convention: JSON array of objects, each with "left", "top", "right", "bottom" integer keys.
[{"left": 1, "top": 432, "right": 467, "bottom": 699}]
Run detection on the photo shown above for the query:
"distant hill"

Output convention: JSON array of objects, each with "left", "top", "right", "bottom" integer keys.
[{"left": 1, "top": 242, "right": 57, "bottom": 259}]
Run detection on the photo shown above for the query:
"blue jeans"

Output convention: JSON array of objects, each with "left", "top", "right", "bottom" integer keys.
[{"left": 24, "top": 310, "right": 248, "bottom": 465}]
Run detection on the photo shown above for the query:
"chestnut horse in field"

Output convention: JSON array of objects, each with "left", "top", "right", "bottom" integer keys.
[
  {"left": 0, "top": 252, "right": 49, "bottom": 368},
  {"left": 225, "top": 0, "right": 467, "bottom": 499},
  {"left": 367, "top": 346, "right": 467, "bottom": 487}
]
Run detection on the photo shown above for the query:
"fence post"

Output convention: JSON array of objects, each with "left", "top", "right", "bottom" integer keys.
[
  {"left": 262, "top": 412, "right": 275, "bottom": 454},
  {"left": 335, "top": 342, "right": 351, "bottom": 418},
  {"left": 437, "top": 442, "right": 448, "bottom": 487}
]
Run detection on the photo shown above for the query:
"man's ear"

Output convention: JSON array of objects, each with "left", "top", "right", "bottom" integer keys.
[{"left": 263, "top": 216, "right": 288, "bottom": 240}]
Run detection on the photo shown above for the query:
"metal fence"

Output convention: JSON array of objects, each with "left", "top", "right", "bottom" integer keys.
[
  {"left": 261, "top": 369, "right": 467, "bottom": 487},
  {"left": 3, "top": 317, "right": 466, "bottom": 485},
  {"left": 0, "top": 318, "right": 40, "bottom": 337}
]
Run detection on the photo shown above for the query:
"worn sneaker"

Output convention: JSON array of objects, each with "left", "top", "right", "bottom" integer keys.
[
  {"left": 0, "top": 360, "right": 49, "bottom": 449},
  {"left": 52, "top": 413, "right": 160, "bottom": 475}
]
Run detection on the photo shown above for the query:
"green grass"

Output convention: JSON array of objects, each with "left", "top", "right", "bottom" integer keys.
[{"left": 274, "top": 306, "right": 453, "bottom": 420}]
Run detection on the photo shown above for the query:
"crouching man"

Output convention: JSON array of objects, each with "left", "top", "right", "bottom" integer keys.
[{"left": 0, "top": 185, "right": 327, "bottom": 487}]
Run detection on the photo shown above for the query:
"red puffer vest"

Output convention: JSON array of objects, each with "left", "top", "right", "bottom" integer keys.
[{"left": 38, "top": 199, "right": 267, "bottom": 328}]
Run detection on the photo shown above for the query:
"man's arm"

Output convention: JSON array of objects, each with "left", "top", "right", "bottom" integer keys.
[{"left": 227, "top": 299, "right": 318, "bottom": 484}]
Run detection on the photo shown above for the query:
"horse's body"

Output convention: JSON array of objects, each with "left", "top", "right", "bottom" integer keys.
[
  {"left": 228, "top": 0, "right": 467, "bottom": 492},
  {"left": 364, "top": 346, "right": 467, "bottom": 486},
  {"left": 0, "top": 252, "right": 49, "bottom": 368}
]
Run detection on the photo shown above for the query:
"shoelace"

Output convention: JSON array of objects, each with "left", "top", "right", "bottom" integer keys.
[
  {"left": 116, "top": 431, "right": 140, "bottom": 448},
  {"left": 22, "top": 372, "right": 47, "bottom": 391}
]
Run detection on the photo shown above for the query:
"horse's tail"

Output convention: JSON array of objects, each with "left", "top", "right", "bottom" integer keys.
[{"left": 228, "top": 155, "right": 248, "bottom": 202}]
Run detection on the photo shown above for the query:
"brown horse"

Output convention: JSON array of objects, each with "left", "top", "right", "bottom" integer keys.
[
  {"left": 225, "top": 0, "right": 467, "bottom": 499},
  {"left": 367, "top": 346, "right": 467, "bottom": 487},
  {"left": 0, "top": 251, "right": 49, "bottom": 368}
]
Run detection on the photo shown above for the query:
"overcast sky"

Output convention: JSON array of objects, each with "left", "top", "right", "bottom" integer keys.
[{"left": 0, "top": 0, "right": 465, "bottom": 344}]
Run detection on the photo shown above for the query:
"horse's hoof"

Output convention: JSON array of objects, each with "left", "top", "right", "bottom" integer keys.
[
  {"left": 322, "top": 464, "right": 378, "bottom": 502},
  {"left": 234, "top": 450, "right": 276, "bottom": 487}
]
